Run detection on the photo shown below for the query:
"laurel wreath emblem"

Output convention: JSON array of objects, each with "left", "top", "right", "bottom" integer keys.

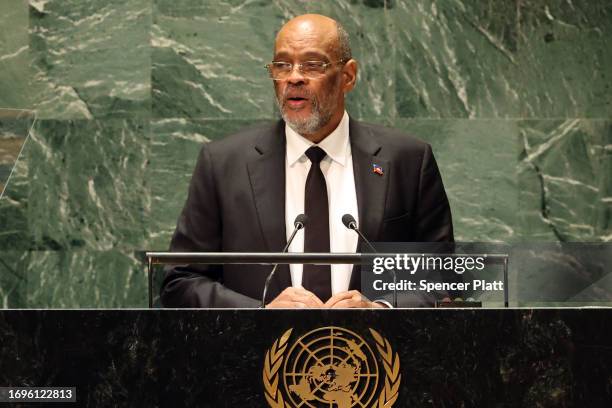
[
  {"left": 262, "top": 328, "right": 401, "bottom": 408},
  {"left": 369, "top": 328, "right": 401, "bottom": 408},
  {"left": 263, "top": 328, "right": 293, "bottom": 408}
]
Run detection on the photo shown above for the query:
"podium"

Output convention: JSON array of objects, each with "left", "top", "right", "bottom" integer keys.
[
  {"left": 146, "top": 252, "right": 509, "bottom": 308},
  {"left": 0, "top": 308, "right": 609, "bottom": 406}
]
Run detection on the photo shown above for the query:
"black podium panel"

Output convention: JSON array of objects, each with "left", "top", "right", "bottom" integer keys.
[{"left": 0, "top": 309, "right": 610, "bottom": 407}]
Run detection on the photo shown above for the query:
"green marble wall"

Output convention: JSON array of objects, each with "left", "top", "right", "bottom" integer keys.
[{"left": 0, "top": 0, "right": 610, "bottom": 307}]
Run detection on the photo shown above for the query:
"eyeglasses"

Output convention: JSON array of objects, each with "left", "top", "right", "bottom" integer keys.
[{"left": 265, "top": 60, "right": 347, "bottom": 80}]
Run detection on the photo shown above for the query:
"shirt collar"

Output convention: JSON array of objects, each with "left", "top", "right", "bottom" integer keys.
[{"left": 285, "top": 111, "right": 350, "bottom": 167}]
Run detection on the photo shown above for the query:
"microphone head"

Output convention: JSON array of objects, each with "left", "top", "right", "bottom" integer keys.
[
  {"left": 294, "top": 213, "right": 307, "bottom": 229},
  {"left": 342, "top": 214, "right": 357, "bottom": 229}
]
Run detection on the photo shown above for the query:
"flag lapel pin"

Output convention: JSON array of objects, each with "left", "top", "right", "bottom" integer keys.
[{"left": 372, "top": 163, "right": 384, "bottom": 176}]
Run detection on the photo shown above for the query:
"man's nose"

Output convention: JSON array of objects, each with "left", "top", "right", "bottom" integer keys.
[{"left": 286, "top": 64, "right": 307, "bottom": 85}]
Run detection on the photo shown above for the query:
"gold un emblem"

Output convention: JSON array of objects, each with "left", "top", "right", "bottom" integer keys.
[{"left": 263, "top": 326, "right": 401, "bottom": 408}]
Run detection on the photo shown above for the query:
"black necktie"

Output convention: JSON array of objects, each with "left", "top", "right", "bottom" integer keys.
[{"left": 302, "top": 146, "right": 332, "bottom": 301}]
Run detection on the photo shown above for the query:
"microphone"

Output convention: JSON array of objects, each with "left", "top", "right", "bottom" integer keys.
[
  {"left": 342, "top": 214, "right": 397, "bottom": 308},
  {"left": 261, "top": 214, "right": 307, "bottom": 308},
  {"left": 342, "top": 214, "right": 377, "bottom": 253}
]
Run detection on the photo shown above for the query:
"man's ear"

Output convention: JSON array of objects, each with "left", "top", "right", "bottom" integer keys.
[{"left": 342, "top": 59, "right": 358, "bottom": 93}]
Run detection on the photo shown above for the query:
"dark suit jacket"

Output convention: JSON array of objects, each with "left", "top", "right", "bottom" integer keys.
[{"left": 160, "top": 118, "right": 453, "bottom": 308}]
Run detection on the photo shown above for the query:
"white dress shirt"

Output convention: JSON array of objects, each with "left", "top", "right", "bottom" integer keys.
[{"left": 285, "top": 111, "right": 359, "bottom": 295}]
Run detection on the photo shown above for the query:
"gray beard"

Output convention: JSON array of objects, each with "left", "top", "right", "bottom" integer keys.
[{"left": 277, "top": 96, "right": 333, "bottom": 136}]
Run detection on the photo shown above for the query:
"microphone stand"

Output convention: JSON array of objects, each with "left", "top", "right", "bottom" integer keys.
[
  {"left": 344, "top": 215, "right": 397, "bottom": 308},
  {"left": 261, "top": 217, "right": 305, "bottom": 308}
]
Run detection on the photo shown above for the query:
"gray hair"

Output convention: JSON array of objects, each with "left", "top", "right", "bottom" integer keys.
[{"left": 336, "top": 22, "right": 352, "bottom": 61}]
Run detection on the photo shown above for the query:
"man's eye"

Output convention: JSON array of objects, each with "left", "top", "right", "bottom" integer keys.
[
  {"left": 302, "top": 61, "right": 325, "bottom": 72},
  {"left": 302, "top": 61, "right": 325, "bottom": 70},
  {"left": 274, "top": 62, "right": 292, "bottom": 70}
]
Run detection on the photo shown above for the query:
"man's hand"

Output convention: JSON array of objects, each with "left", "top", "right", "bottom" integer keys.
[
  {"left": 266, "top": 287, "right": 324, "bottom": 309},
  {"left": 324, "top": 290, "right": 385, "bottom": 309}
]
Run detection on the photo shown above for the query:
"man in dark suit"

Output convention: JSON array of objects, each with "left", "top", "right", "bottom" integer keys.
[{"left": 161, "top": 14, "right": 453, "bottom": 308}]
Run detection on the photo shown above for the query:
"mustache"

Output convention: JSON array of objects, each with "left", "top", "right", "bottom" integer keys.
[
  {"left": 282, "top": 86, "right": 313, "bottom": 100},
  {"left": 278, "top": 87, "right": 319, "bottom": 113}
]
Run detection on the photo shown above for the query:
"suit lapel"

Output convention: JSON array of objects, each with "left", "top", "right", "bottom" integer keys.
[
  {"left": 246, "top": 120, "right": 291, "bottom": 292},
  {"left": 349, "top": 118, "right": 389, "bottom": 291},
  {"left": 350, "top": 118, "right": 389, "bottom": 244}
]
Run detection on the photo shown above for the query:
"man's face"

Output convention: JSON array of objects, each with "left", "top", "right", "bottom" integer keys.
[{"left": 272, "top": 22, "right": 345, "bottom": 136}]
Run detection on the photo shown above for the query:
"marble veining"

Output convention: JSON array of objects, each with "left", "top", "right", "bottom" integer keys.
[{"left": 0, "top": 0, "right": 610, "bottom": 307}]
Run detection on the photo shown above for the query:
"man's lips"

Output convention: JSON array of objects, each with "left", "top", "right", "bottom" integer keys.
[{"left": 285, "top": 96, "right": 309, "bottom": 109}]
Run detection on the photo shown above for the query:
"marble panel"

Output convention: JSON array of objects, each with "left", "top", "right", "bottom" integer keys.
[
  {"left": 394, "top": 0, "right": 520, "bottom": 118},
  {"left": 152, "top": 0, "right": 299, "bottom": 119},
  {"left": 0, "top": 251, "right": 28, "bottom": 308},
  {"left": 518, "top": 119, "right": 612, "bottom": 241},
  {"left": 394, "top": 0, "right": 612, "bottom": 119},
  {"left": 29, "top": 0, "right": 151, "bottom": 119},
  {"left": 0, "top": 117, "right": 31, "bottom": 250},
  {"left": 516, "top": 0, "right": 612, "bottom": 118},
  {"left": 395, "top": 119, "right": 518, "bottom": 242},
  {"left": 0, "top": 119, "right": 151, "bottom": 251},
  {"left": 23, "top": 250, "right": 147, "bottom": 308},
  {"left": 509, "top": 243, "right": 612, "bottom": 306},
  {"left": 0, "top": 110, "right": 33, "bottom": 196},
  {"left": 0, "top": 0, "right": 31, "bottom": 109}
]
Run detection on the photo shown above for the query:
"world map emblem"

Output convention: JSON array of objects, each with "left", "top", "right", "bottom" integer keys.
[{"left": 263, "top": 327, "right": 401, "bottom": 408}]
